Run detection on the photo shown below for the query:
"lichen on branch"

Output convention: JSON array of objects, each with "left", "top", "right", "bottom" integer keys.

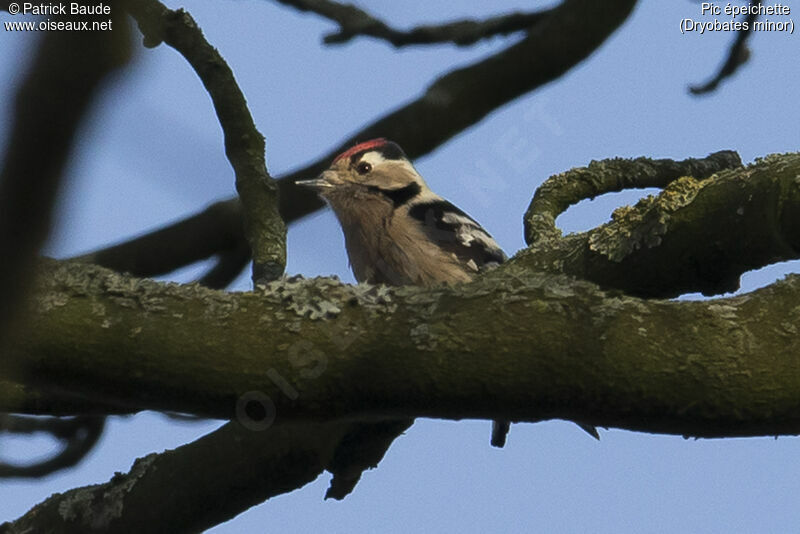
[
  {"left": 5, "top": 245, "right": 800, "bottom": 439},
  {"left": 127, "top": 0, "right": 286, "bottom": 284},
  {"left": 517, "top": 152, "right": 800, "bottom": 297}
]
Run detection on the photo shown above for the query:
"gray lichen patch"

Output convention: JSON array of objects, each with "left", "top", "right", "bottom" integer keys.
[
  {"left": 755, "top": 152, "right": 795, "bottom": 172},
  {"left": 588, "top": 206, "right": 668, "bottom": 262},
  {"left": 349, "top": 283, "right": 396, "bottom": 310},
  {"left": 37, "top": 260, "right": 248, "bottom": 324},
  {"left": 588, "top": 293, "right": 650, "bottom": 328},
  {"left": 588, "top": 176, "right": 707, "bottom": 262},
  {"left": 34, "top": 289, "right": 70, "bottom": 313},
  {"left": 258, "top": 275, "right": 398, "bottom": 320},
  {"left": 56, "top": 454, "right": 156, "bottom": 529},
  {"left": 706, "top": 303, "right": 739, "bottom": 321},
  {"left": 409, "top": 323, "right": 437, "bottom": 351},
  {"left": 35, "top": 259, "right": 211, "bottom": 314}
]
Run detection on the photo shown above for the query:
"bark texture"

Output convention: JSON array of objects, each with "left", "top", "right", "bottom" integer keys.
[
  {"left": 5, "top": 255, "right": 800, "bottom": 437},
  {"left": 3, "top": 152, "right": 800, "bottom": 437}
]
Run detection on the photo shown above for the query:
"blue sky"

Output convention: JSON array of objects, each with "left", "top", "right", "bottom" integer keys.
[{"left": 1, "top": 1, "right": 799, "bottom": 532}]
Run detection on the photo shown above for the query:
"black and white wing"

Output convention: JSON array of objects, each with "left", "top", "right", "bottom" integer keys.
[{"left": 408, "top": 199, "right": 506, "bottom": 272}]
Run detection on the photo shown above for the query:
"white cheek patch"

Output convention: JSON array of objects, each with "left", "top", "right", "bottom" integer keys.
[{"left": 393, "top": 159, "right": 418, "bottom": 176}]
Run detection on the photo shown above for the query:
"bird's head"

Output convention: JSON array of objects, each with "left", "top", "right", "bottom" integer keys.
[{"left": 296, "top": 138, "right": 427, "bottom": 206}]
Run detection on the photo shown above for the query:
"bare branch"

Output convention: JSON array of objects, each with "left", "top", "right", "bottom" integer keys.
[
  {"left": 524, "top": 150, "right": 743, "bottom": 245},
  {"left": 280, "top": 0, "right": 637, "bottom": 220},
  {"left": 72, "top": 199, "right": 249, "bottom": 287},
  {"left": 196, "top": 241, "right": 252, "bottom": 289},
  {"left": 77, "top": 0, "right": 637, "bottom": 282},
  {"left": 0, "top": 378, "right": 133, "bottom": 416},
  {"left": 7, "top": 149, "right": 800, "bottom": 438},
  {"left": 0, "top": 416, "right": 104, "bottom": 478},
  {"left": 127, "top": 0, "right": 286, "bottom": 285},
  {"left": 1, "top": 421, "right": 353, "bottom": 533},
  {"left": 275, "top": 0, "right": 550, "bottom": 47},
  {"left": 518, "top": 152, "right": 798, "bottom": 297},
  {"left": 7, "top": 258, "right": 800, "bottom": 438},
  {"left": 0, "top": 8, "right": 130, "bottom": 343},
  {"left": 689, "top": 2, "right": 760, "bottom": 95}
]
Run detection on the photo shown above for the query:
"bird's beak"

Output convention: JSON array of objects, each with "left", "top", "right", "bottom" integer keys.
[{"left": 295, "top": 172, "right": 335, "bottom": 191}]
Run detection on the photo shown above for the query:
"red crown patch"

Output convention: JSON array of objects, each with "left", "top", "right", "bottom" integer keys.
[{"left": 332, "top": 138, "right": 389, "bottom": 163}]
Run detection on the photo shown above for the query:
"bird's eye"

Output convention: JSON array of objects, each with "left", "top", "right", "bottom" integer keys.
[{"left": 356, "top": 161, "right": 372, "bottom": 175}]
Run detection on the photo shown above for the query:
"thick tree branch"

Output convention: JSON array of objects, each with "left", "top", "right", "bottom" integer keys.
[
  {"left": 3, "top": 151, "right": 799, "bottom": 529},
  {"left": 275, "top": 0, "right": 550, "bottom": 47},
  {"left": 277, "top": 0, "right": 638, "bottom": 223},
  {"left": 0, "top": 421, "right": 354, "bottom": 533},
  {"left": 127, "top": 0, "right": 286, "bottom": 284},
  {"left": 5, "top": 152, "right": 800, "bottom": 437},
  {"left": 517, "top": 152, "right": 800, "bottom": 297},
  {"left": 7, "top": 152, "right": 799, "bottom": 430},
  {"left": 0, "top": 7, "right": 129, "bottom": 342},
  {"left": 524, "top": 150, "right": 743, "bottom": 245},
  {"left": 78, "top": 0, "right": 636, "bottom": 280},
  {"left": 72, "top": 199, "right": 248, "bottom": 288},
  {"left": 4, "top": 261, "right": 800, "bottom": 438},
  {"left": 0, "top": 378, "right": 132, "bottom": 416}
]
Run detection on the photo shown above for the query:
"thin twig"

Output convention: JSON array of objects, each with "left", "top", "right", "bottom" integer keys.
[
  {"left": 275, "top": 0, "right": 549, "bottom": 47},
  {"left": 0, "top": 415, "right": 105, "bottom": 478},
  {"left": 1, "top": 421, "right": 352, "bottom": 533},
  {"left": 689, "top": 1, "right": 761, "bottom": 95},
  {"left": 127, "top": 0, "right": 286, "bottom": 285}
]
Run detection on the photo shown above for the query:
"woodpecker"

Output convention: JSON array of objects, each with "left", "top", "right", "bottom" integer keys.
[{"left": 297, "top": 138, "right": 513, "bottom": 449}]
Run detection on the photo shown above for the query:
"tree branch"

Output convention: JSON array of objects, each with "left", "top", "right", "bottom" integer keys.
[
  {"left": 196, "top": 240, "right": 252, "bottom": 289},
  {"left": 689, "top": 1, "right": 760, "bottom": 95},
  {"left": 127, "top": 0, "right": 286, "bottom": 284},
  {"left": 6, "top": 261, "right": 800, "bottom": 438},
  {"left": 275, "top": 0, "right": 550, "bottom": 47},
  {"left": 0, "top": 378, "right": 132, "bottom": 416},
  {"left": 0, "top": 415, "right": 104, "bottom": 478},
  {"left": 4, "top": 151, "right": 799, "bottom": 530},
  {"left": 5, "top": 150, "right": 800, "bottom": 439},
  {"left": 0, "top": 6, "right": 130, "bottom": 343},
  {"left": 72, "top": 199, "right": 248, "bottom": 287},
  {"left": 277, "top": 0, "right": 639, "bottom": 223},
  {"left": 0, "top": 420, "right": 354, "bottom": 533},
  {"left": 77, "top": 0, "right": 637, "bottom": 281},
  {"left": 517, "top": 152, "right": 800, "bottom": 297},
  {"left": 524, "top": 150, "right": 743, "bottom": 245}
]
